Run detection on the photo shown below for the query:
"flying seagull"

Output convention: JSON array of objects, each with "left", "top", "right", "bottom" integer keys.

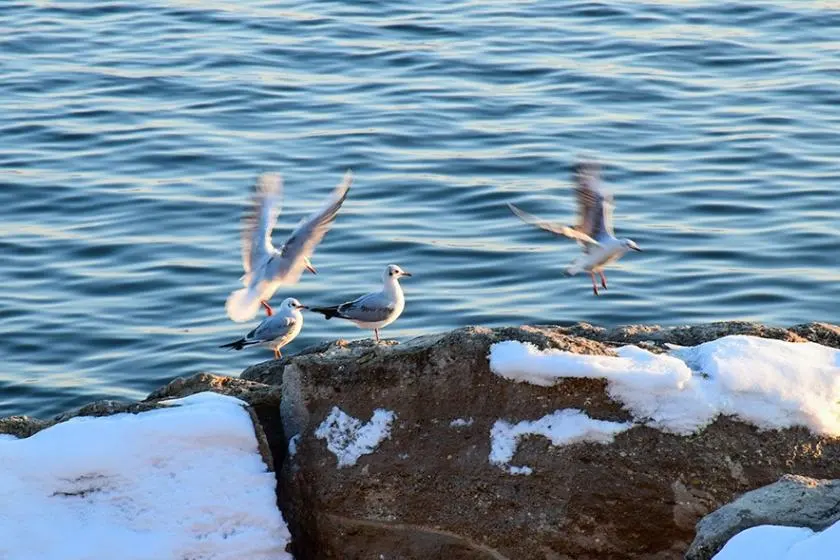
[
  {"left": 508, "top": 162, "right": 641, "bottom": 295},
  {"left": 220, "top": 298, "right": 306, "bottom": 359},
  {"left": 308, "top": 264, "right": 411, "bottom": 342},
  {"left": 226, "top": 170, "right": 352, "bottom": 322}
]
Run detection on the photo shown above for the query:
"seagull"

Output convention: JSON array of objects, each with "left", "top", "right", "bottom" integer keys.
[
  {"left": 508, "top": 162, "right": 641, "bottom": 295},
  {"left": 220, "top": 298, "right": 307, "bottom": 359},
  {"left": 226, "top": 170, "right": 352, "bottom": 322},
  {"left": 308, "top": 264, "right": 411, "bottom": 342}
]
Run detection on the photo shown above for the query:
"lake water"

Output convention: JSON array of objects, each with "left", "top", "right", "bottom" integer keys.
[{"left": 1, "top": 1, "right": 838, "bottom": 417}]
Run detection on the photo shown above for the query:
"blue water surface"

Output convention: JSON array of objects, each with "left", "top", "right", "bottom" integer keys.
[{"left": 1, "top": 0, "right": 838, "bottom": 417}]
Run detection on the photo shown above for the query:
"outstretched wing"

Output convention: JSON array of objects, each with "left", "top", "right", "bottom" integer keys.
[
  {"left": 241, "top": 173, "right": 283, "bottom": 274},
  {"left": 277, "top": 169, "right": 353, "bottom": 281},
  {"left": 508, "top": 203, "right": 598, "bottom": 245},
  {"left": 573, "top": 162, "right": 614, "bottom": 239}
]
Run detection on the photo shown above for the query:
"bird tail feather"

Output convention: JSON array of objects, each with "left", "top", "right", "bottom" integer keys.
[
  {"left": 226, "top": 287, "right": 262, "bottom": 322},
  {"left": 220, "top": 338, "right": 248, "bottom": 351},
  {"left": 309, "top": 306, "right": 341, "bottom": 320}
]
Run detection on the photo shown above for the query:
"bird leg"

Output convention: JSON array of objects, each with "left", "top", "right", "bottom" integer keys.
[
  {"left": 261, "top": 301, "right": 274, "bottom": 316},
  {"left": 599, "top": 271, "right": 608, "bottom": 290},
  {"left": 590, "top": 272, "right": 599, "bottom": 296},
  {"left": 274, "top": 348, "right": 281, "bottom": 360},
  {"left": 374, "top": 329, "right": 380, "bottom": 343}
]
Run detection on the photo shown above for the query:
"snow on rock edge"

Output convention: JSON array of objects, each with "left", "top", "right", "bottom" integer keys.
[{"left": 489, "top": 335, "right": 840, "bottom": 436}]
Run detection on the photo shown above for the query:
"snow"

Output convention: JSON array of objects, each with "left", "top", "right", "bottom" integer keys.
[
  {"left": 315, "top": 406, "right": 396, "bottom": 468},
  {"left": 714, "top": 520, "right": 840, "bottom": 559},
  {"left": 489, "top": 335, "right": 840, "bottom": 436},
  {"left": 489, "top": 409, "right": 632, "bottom": 474},
  {"left": 0, "top": 392, "right": 292, "bottom": 560},
  {"left": 287, "top": 434, "right": 300, "bottom": 458},
  {"left": 450, "top": 417, "right": 474, "bottom": 428}
]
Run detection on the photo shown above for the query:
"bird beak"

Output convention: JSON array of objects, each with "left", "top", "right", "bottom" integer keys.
[
  {"left": 401, "top": 271, "right": 412, "bottom": 277},
  {"left": 297, "top": 304, "right": 308, "bottom": 310},
  {"left": 631, "top": 246, "right": 643, "bottom": 252},
  {"left": 305, "top": 261, "right": 318, "bottom": 274}
]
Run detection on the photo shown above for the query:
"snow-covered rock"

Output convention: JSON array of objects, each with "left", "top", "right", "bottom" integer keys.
[
  {"left": 254, "top": 322, "right": 840, "bottom": 560},
  {"left": 688, "top": 475, "right": 840, "bottom": 560},
  {"left": 0, "top": 392, "right": 292, "bottom": 560}
]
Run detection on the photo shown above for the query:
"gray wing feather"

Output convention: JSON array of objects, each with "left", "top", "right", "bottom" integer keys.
[
  {"left": 337, "top": 292, "right": 395, "bottom": 323},
  {"left": 508, "top": 203, "right": 598, "bottom": 245},
  {"left": 277, "top": 170, "right": 353, "bottom": 280},
  {"left": 241, "top": 174, "right": 283, "bottom": 274},
  {"left": 250, "top": 315, "right": 296, "bottom": 342},
  {"left": 574, "top": 163, "right": 614, "bottom": 239}
]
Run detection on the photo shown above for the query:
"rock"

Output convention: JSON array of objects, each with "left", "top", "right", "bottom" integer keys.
[
  {"left": 686, "top": 475, "right": 840, "bottom": 560},
  {"left": 271, "top": 322, "right": 840, "bottom": 560},
  {"left": 0, "top": 416, "right": 48, "bottom": 439}
]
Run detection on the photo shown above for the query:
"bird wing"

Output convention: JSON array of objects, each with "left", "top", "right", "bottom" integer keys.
[
  {"left": 276, "top": 170, "right": 353, "bottom": 282},
  {"left": 508, "top": 203, "right": 599, "bottom": 245},
  {"left": 251, "top": 315, "right": 297, "bottom": 342},
  {"left": 336, "top": 292, "right": 395, "bottom": 323},
  {"left": 241, "top": 173, "right": 283, "bottom": 275},
  {"left": 574, "top": 162, "right": 614, "bottom": 239}
]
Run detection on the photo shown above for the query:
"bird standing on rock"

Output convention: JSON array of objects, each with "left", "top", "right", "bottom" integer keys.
[
  {"left": 220, "top": 298, "right": 307, "bottom": 359},
  {"left": 308, "top": 264, "right": 411, "bottom": 342},
  {"left": 226, "top": 170, "right": 352, "bottom": 322},
  {"left": 508, "top": 162, "right": 641, "bottom": 295}
]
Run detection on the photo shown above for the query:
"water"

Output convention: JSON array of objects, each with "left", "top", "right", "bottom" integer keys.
[{"left": 1, "top": 1, "right": 838, "bottom": 418}]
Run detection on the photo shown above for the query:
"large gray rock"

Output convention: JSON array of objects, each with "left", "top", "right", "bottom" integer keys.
[
  {"left": 686, "top": 475, "right": 840, "bottom": 560},
  {"left": 265, "top": 322, "right": 840, "bottom": 560}
]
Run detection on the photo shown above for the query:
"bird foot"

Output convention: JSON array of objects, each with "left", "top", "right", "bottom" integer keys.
[{"left": 261, "top": 301, "right": 274, "bottom": 316}]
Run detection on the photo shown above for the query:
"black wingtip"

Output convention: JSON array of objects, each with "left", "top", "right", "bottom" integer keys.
[
  {"left": 309, "top": 306, "right": 339, "bottom": 320},
  {"left": 220, "top": 339, "right": 246, "bottom": 351}
]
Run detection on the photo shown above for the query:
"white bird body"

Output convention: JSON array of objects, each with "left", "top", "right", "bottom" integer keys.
[
  {"left": 226, "top": 171, "right": 352, "bottom": 322},
  {"left": 221, "top": 298, "right": 306, "bottom": 359},
  {"left": 508, "top": 162, "right": 641, "bottom": 295},
  {"left": 566, "top": 236, "right": 630, "bottom": 275},
  {"left": 309, "top": 265, "right": 411, "bottom": 341}
]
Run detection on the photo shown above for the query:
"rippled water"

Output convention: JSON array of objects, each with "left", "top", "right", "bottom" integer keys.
[{"left": 1, "top": 1, "right": 839, "bottom": 417}]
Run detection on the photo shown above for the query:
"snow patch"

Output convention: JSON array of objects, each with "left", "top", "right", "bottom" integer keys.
[
  {"left": 288, "top": 434, "right": 300, "bottom": 458},
  {"left": 0, "top": 392, "right": 292, "bottom": 560},
  {"left": 714, "top": 520, "right": 840, "bottom": 560},
  {"left": 489, "top": 409, "right": 632, "bottom": 473},
  {"left": 315, "top": 406, "right": 396, "bottom": 468},
  {"left": 490, "top": 335, "right": 840, "bottom": 436},
  {"left": 450, "top": 417, "right": 474, "bottom": 428}
]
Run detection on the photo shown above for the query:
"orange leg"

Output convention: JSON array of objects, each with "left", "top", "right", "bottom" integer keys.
[
  {"left": 590, "top": 272, "right": 599, "bottom": 296},
  {"left": 598, "top": 271, "right": 607, "bottom": 290},
  {"left": 273, "top": 348, "right": 281, "bottom": 360},
  {"left": 261, "top": 300, "right": 273, "bottom": 316}
]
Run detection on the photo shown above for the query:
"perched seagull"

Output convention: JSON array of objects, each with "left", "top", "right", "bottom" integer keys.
[
  {"left": 508, "top": 162, "right": 641, "bottom": 295},
  {"left": 220, "top": 298, "right": 307, "bottom": 359},
  {"left": 226, "top": 170, "right": 352, "bottom": 322},
  {"left": 308, "top": 264, "right": 411, "bottom": 342}
]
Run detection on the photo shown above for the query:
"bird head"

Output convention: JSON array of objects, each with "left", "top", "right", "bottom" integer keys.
[
  {"left": 282, "top": 298, "right": 308, "bottom": 310},
  {"left": 384, "top": 264, "right": 412, "bottom": 281},
  {"left": 622, "top": 239, "right": 642, "bottom": 252}
]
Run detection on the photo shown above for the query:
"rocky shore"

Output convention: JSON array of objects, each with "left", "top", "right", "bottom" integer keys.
[{"left": 2, "top": 321, "right": 839, "bottom": 559}]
